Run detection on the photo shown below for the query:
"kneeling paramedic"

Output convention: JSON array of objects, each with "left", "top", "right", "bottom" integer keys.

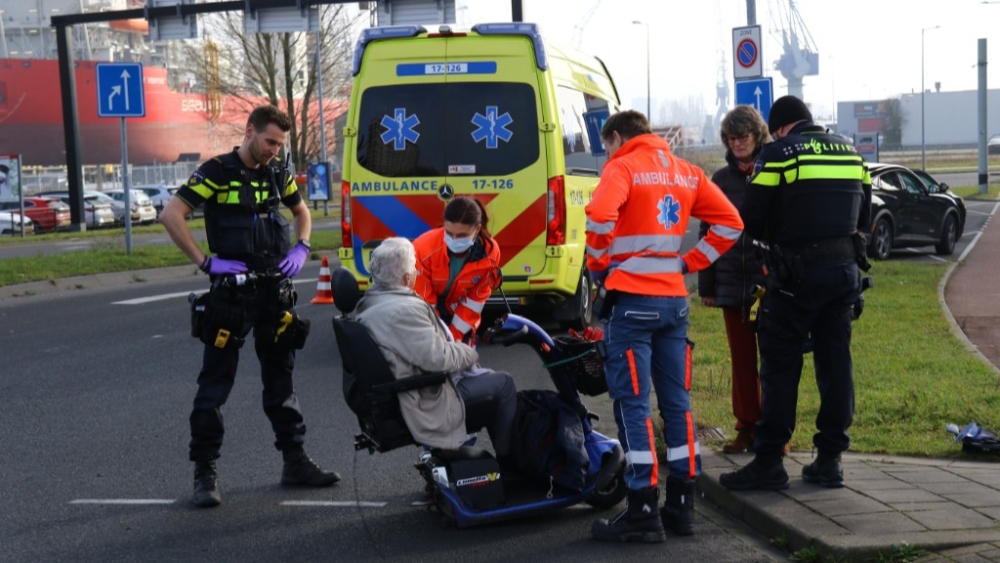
[
  {"left": 585, "top": 110, "right": 744, "bottom": 543},
  {"left": 718, "top": 95, "right": 872, "bottom": 492},
  {"left": 160, "top": 104, "right": 340, "bottom": 509}
]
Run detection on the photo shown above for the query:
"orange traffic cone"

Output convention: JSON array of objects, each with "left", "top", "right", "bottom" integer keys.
[{"left": 311, "top": 255, "right": 334, "bottom": 305}]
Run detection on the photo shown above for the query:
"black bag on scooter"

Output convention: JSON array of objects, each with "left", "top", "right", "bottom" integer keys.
[{"left": 510, "top": 389, "right": 588, "bottom": 492}]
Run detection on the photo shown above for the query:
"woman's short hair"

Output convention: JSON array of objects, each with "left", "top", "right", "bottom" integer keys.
[
  {"left": 720, "top": 105, "right": 770, "bottom": 148},
  {"left": 369, "top": 237, "right": 416, "bottom": 288}
]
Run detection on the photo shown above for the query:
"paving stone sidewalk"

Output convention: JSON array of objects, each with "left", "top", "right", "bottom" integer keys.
[{"left": 697, "top": 199, "right": 1000, "bottom": 562}]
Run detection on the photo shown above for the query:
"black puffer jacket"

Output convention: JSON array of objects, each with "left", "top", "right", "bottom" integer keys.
[{"left": 697, "top": 150, "right": 766, "bottom": 312}]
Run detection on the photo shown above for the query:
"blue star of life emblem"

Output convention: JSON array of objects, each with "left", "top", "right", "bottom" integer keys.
[
  {"left": 471, "top": 106, "right": 514, "bottom": 149},
  {"left": 657, "top": 195, "right": 681, "bottom": 229},
  {"left": 380, "top": 108, "right": 420, "bottom": 150}
]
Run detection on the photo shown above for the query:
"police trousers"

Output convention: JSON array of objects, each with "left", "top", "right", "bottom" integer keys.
[
  {"left": 603, "top": 293, "right": 699, "bottom": 490},
  {"left": 189, "top": 283, "right": 306, "bottom": 462},
  {"left": 754, "top": 260, "right": 860, "bottom": 459}
]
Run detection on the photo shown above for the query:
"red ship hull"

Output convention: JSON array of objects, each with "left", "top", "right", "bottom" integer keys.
[{"left": 0, "top": 58, "right": 253, "bottom": 166}]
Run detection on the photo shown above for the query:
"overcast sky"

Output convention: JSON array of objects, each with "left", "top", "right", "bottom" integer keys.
[{"left": 456, "top": 0, "right": 1000, "bottom": 124}]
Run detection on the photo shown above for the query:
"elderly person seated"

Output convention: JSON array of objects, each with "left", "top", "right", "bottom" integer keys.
[{"left": 349, "top": 237, "right": 517, "bottom": 462}]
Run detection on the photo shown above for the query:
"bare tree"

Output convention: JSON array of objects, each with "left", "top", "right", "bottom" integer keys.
[{"left": 177, "top": 6, "right": 362, "bottom": 170}]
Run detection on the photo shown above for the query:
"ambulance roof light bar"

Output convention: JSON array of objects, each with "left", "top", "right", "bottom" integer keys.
[
  {"left": 352, "top": 25, "right": 427, "bottom": 76},
  {"left": 471, "top": 22, "right": 547, "bottom": 70}
]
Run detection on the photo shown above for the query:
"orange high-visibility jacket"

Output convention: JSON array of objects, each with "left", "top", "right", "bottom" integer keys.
[
  {"left": 585, "top": 134, "right": 743, "bottom": 297},
  {"left": 413, "top": 228, "right": 501, "bottom": 342}
]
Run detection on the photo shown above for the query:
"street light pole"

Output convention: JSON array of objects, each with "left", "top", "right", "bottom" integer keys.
[
  {"left": 921, "top": 25, "right": 940, "bottom": 170},
  {"left": 632, "top": 20, "right": 650, "bottom": 120}
]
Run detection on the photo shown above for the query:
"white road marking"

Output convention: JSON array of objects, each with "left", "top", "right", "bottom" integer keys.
[
  {"left": 70, "top": 499, "right": 176, "bottom": 505},
  {"left": 112, "top": 278, "right": 319, "bottom": 305},
  {"left": 280, "top": 501, "right": 387, "bottom": 508}
]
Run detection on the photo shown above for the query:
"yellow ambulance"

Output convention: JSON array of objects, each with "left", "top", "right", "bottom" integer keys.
[{"left": 338, "top": 22, "right": 619, "bottom": 328}]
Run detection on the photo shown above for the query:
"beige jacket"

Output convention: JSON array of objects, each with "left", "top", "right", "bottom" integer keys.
[{"left": 350, "top": 286, "right": 479, "bottom": 449}]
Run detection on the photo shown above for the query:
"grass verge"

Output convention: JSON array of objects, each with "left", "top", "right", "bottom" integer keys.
[{"left": 690, "top": 259, "right": 1000, "bottom": 458}]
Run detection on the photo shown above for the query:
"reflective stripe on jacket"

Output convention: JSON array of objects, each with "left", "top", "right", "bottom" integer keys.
[
  {"left": 585, "top": 134, "right": 744, "bottom": 297},
  {"left": 413, "top": 228, "right": 501, "bottom": 342},
  {"left": 741, "top": 123, "right": 872, "bottom": 244}
]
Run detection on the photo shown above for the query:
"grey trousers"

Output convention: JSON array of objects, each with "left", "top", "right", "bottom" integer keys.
[{"left": 455, "top": 370, "right": 517, "bottom": 457}]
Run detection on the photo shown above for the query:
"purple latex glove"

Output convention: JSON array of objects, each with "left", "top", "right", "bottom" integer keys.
[
  {"left": 201, "top": 256, "right": 247, "bottom": 275},
  {"left": 278, "top": 242, "right": 309, "bottom": 278}
]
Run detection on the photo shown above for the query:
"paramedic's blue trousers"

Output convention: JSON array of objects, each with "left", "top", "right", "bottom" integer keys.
[{"left": 603, "top": 293, "right": 700, "bottom": 491}]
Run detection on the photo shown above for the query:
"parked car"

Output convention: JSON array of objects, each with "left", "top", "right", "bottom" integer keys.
[
  {"left": 132, "top": 184, "right": 178, "bottom": 215},
  {"left": 37, "top": 192, "right": 116, "bottom": 229},
  {"left": 0, "top": 197, "right": 71, "bottom": 232},
  {"left": 988, "top": 134, "right": 1000, "bottom": 155},
  {"left": 0, "top": 210, "right": 35, "bottom": 235},
  {"left": 866, "top": 163, "right": 966, "bottom": 260},
  {"left": 41, "top": 190, "right": 128, "bottom": 225},
  {"left": 103, "top": 189, "right": 158, "bottom": 224}
]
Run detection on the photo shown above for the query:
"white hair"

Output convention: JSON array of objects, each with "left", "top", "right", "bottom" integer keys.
[{"left": 369, "top": 237, "right": 416, "bottom": 289}]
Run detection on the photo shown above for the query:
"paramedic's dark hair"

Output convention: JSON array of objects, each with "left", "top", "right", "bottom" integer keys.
[
  {"left": 247, "top": 105, "right": 292, "bottom": 133},
  {"left": 601, "top": 110, "right": 652, "bottom": 144},
  {"left": 444, "top": 196, "right": 493, "bottom": 241}
]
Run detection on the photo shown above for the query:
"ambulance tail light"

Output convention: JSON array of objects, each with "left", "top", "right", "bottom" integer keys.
[
  {"left": 341, "top": 180, "right": 352, "bottom": 248},
  {"left": 546, "top": 175, "right": 566, "bottom": 246}
]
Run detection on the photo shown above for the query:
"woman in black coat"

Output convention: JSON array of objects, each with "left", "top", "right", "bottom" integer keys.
[{"left": 698, "top": 106, "right": 771, "bottom": 454}]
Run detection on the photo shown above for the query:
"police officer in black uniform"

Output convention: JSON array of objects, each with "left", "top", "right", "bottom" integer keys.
[
  {"left": 161, "top": 104, "right": 339, "bottom": 508},
  {"left": 719, "top": 95, "right": 871, "bottom": 491}
]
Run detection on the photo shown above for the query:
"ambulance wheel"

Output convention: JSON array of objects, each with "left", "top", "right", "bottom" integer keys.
[
  {"left": 585, "top": 466, "right": 627, "bottom": 510},
  {"left": 557, "top": 270, "right": 594, "bottom": 330}
]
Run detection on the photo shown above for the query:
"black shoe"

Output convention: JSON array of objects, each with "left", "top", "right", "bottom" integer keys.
[
  {"left": 802, "top": 453, "right": 844, "bottom": 488},
  {"left": 281, "top": 450, "right": 341, "bottom": 487},
  {"left": 193, "top": 460, "right": 221, "bottom": 508},
  {"left": 661, "top": 477, "right": 695, "bottom": 536},
  {"left": 719, "top": 457, "right": 789, "bottom": 491},
  {"left": 592, "top": 487, "right": 666, "bottom": 543}
]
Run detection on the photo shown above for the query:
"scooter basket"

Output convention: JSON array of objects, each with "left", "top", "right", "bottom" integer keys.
[{"left": 551, "top": 336, "right": 607, "bottom": 396}]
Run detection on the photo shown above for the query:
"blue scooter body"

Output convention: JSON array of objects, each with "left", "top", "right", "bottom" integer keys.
[{"left": 419, "top": 313, "right": 626, "bottom": 528}]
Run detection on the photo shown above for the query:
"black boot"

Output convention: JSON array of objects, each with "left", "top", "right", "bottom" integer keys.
[
  {"left": 802, "top": 452, "right": 844, "bottom": 488},
  {"left": 592, "top": 487, "right": 666, "bottom": 543},
  {"left": 193, "top": 459, "right": 221, "bottom": 508},
  {"left": 661, "top": 477, "right": 695, "bottom": 536},
  {"left": 719, "top": 455, "right": 789, "bottom": 491},
  {"left": 281, "top": 449, "right": 341, "bottom": 487}
]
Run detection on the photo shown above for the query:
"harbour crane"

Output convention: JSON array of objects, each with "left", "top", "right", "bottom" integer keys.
[{"left": 770, "top": 0, "right": 818, "bottom": 100}]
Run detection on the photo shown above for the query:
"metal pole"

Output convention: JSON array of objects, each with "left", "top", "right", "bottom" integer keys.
[
  {"left": 921, "top": 25, "right": 939, "bottom": 170},
  {"left": 978, "top": 38, "right": 988, "bottom": 195},
  {"left": 921, "top": 27, "right": 926, "bottom": 170},
  {"left": 746, "top": 0, "right": 756, "bottom": 26},
  {"left": 56, "top": 23, "right": 86, "bottom": 232},
  {"left": 315, "top": 30, "right": 329, "bottom": 217},
  {"left": 121, "top": 117, "right": 132, "bottom": 254},
  {"left": 511, "top": 0, "right": 522, "bottom": 22},
  {"left": 645, "top": 24, "right": 650, "bottom": 120}
]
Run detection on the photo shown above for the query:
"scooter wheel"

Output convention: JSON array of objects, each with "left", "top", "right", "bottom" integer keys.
[{"left": 585, "top": 467, "right": 627, "bottom": 510}]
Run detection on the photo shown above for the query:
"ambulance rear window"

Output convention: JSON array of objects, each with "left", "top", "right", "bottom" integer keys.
[{"left": 356, "top": 82, "right": 539, "bottom": 177}]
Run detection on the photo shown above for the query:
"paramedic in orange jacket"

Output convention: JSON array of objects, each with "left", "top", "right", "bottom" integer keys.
[
  {"left": 413, "top": 196, "right": 501, "bottom": 344},
  {"left": 587, "top": 110, "right": 744, "bottom": 543}
]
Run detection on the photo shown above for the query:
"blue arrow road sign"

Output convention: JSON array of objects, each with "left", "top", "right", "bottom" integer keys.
[
  {"left": 734, "top": 77, "right": 773, "bottom": 123},
  {"left": 97, "top": 63, "right": 145, "bottom": 118}
]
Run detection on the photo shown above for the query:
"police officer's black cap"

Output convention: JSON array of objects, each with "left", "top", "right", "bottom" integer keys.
[
  {"left": 0, "top": 164, "right": 8, "bottom": 174},
  {"left": 768, "top": 95, "right": 813, "bottom": 134}
]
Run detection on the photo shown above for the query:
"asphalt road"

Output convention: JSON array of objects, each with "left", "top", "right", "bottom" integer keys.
[{"left": 0, "top": 277, "right": 785, "bottom": 563}]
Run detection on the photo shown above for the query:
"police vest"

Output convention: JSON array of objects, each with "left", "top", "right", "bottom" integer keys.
[
  {"left": 202, "top": 151, "right": 291, "bottom": 264},
  {"left": 750, "top": 125, "right": 869, "bottom": 245}
]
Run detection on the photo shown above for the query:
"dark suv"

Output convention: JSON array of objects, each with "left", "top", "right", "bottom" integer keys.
[{"left": 866, "top": 163, "right": 966, "bottom": 260}]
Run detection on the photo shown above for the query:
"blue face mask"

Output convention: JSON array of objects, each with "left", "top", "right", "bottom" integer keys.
[{"left": 444, "top": 233, "right": 476, "bottom": 254}]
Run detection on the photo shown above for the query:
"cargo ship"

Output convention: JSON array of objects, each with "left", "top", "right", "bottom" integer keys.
[
  {"left": 0, "top": 0, "right": 338, "bottom": 167},
  {"left": 0, "top": 57, "right": 251, "bottom": 166}
]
